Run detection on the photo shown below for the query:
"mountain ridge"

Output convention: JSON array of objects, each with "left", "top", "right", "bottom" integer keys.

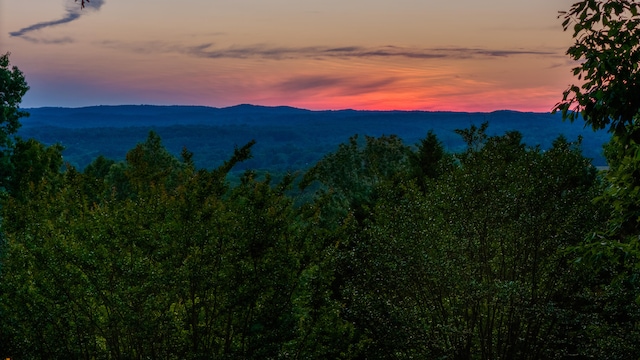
[{"left": 21, "top": 104, "right": 568, "bottom": 129}]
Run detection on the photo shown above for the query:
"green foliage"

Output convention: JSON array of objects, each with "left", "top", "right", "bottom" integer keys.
[
  {"left": 597, "top": 125, "right": 640, "bottom": 238},
  {"left": 4, "top": 138, "right": 64, "bottom": 199},
  {"left": 0, "top": 125, "right": 618, "bottom": 358},
  {"left": 329, "top": 129, "right": 604, "bottom": 359},
  {"left": 124, "top": 131, "right": 186, "bottom": 192},
  {"left": 0, "top": 53, "right": 29, "bottom": 149},
  {"left": 0, "top": 133, "right": 357, "bottom": 359},
  {"left": 554, "top": 2, "right": 640, "bottom": 356},
  {"left": 454, "top": 121, "right": 489, "bottom": 151},
  {"left": 0, "top": 53, "right": 30, "bottom": 192},
  {"left": 556, "top": 0, "right": 640, "bottom": 135},
  {"left": 300, "top": 134, "right": 413, "bottom": 224},
  {"left": 410, "top": 130, "right": 447, "bottom": 179}
]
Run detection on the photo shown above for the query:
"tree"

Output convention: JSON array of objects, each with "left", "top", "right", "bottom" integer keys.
[
  {"left": 555, "top": 1, "right": 640, "bottom": 357},
  {"left": 0, "top": 53, "right": 30, "bottom": 192},
  {"left": 408, "top": 130, "right": 452, "bottom": 192},
  {"left": 556, "top": 0, "right": 640, "bottom": 135},
  {"left": 0, "top": 53, "right": 28, "bottom": 149},
  {"left": 329, "top": 128, "right": 604, "bottom": 359},
  {"left": 556, "top": 1, "right": 640, "bottom": 237},
  {"left": 300, "top": 134, "right": 413, "bottom": 225},
  {"left": 4, "top": 138, "right": 64, "bottom": 200},
  {"left": 556, "top": 0, "right": 640, "bottom": 272},
  {"left": 0, "top": 131, "right": 360, "bottom": 359}
]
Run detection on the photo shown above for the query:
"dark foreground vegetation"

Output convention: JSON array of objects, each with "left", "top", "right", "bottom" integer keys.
[
  {"left": 2, "top": 0, "right": 640, "bottom": 358},
  {"left": 3, "top": 119, "right": 630, "bottom": 359}
]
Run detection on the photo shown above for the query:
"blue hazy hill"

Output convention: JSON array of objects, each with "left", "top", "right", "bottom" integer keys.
[{"left": 19, "top": 105, "right": 611, "bottom": 170}]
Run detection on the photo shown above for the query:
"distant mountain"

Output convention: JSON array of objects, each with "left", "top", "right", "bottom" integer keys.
[
  {"left": 19, "top": 105, "right": 611, "bottom": 169},
  {"left": 23, "top": 104, "right": 321, "bottom": 128}
]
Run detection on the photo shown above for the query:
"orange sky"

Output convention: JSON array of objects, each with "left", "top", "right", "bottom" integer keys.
[{"left": 1, "top": 0, "right": 579, "bottom": 111}]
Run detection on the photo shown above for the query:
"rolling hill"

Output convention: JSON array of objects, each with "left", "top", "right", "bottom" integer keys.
[{"left": 18, "top": 105, "right": 611, "bottom": 171}]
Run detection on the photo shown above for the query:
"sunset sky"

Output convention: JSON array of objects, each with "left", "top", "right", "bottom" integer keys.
[{"left": 2, "top": 0, "right": 578, "bottom": 111}]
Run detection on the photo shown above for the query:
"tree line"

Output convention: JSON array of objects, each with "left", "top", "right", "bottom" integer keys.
[{"left": 0, "top": 115, "right": 625, "bottom": 359}]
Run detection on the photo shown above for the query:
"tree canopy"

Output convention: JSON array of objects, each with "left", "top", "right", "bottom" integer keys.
[
  {"left": 1, "top": 120, "right": 619, "bottom": 358},
  {"left": 557, "top": 0, "right": 640, "bottom": 249},
  {"left": 556, "top": 1, "right": 640, "bottom": 356},
  {"left": 556, "top": 0, "right": 640, "bottom": 135},
  {"left": 0, "top": 53, "right": 30, "bottom": 193},
  {"left": 0, "top": 53, "right": 29, "bottom": 150}
]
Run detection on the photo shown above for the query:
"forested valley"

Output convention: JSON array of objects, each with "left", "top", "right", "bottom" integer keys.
[
  {"left": 3, "top": 0, "right": 640, "bottom": 358},
  {"left": 18, "top": 105, "right": 611, "bottom": 173}
]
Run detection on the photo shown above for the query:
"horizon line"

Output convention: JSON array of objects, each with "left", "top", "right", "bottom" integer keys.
[{"left": 22, "top": 103, "right": 562, "bottom": 115}]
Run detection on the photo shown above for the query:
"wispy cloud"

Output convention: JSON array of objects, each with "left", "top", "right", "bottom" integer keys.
[
  {"left": 10, "top": 0, "right": 105, "bottom": 41},
  {"left": 276, "top": 75, "right": 401, "bottom": 96},
  {"left": 277, "top": 75, "right": 345, "bottom": 92},
  {"left": 96, "top": 39, "right": 560, "bottom": 62},
  {"left": 184, "top": 43, "right": 555, "bottom": 61},
  {"left": 99, "top": 40, "right": 178, "bottom": 54},
  {"left": 18, "top": 36, "right": 75, "bottom": 44}
]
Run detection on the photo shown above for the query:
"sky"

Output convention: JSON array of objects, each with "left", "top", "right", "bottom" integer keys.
[{"left": 1, "top": 0, "right": 579, "bottom": 111}]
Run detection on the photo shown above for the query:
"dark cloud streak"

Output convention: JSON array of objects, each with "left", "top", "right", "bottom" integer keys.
[
  {"left": 10, "top": 0, "right": 105, "bottom": 39},
  {"left": 186, "top": 43, "right": 555, "bottom": 61},
  {"left": 278, "top": 75, "right": 345, "bottom": 92},
  {"left": 20, "top": 36, "right": 75, "bottom": 44},
  {"left": 97, "top": 39, "right": 559, "bottom": 61},
  {"left": 277, "top": 75, "right": 401, "bottom": 96}
]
